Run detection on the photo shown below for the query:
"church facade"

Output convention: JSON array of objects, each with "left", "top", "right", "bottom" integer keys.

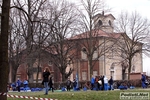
[{"left": 68, "top": 12, "right": 143, "bottom": 81}]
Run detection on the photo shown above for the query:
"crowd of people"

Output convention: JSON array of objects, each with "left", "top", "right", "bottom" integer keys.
[
  {"left": 90, "top": 75, "right": 114, "bottom": 91},
  {"left": 8, "top": 69, "right": 149, "bottom": 94},
  {"left": 10, "top": 78, "right": 29, "bottom": 92},
  {"left": 42, "top": 68, "right": 80, "bottom": 94},
  {"left": 42, "top": 68, "right": 150, "bottom": 95},
  {"left": 89, "top": 73, "right": 150, "bottom": 91},
  {"left": 141, "top": 73, "right": 149, "bottom": 88}
]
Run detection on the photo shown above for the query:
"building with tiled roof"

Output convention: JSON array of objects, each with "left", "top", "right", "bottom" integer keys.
[{"left": 67, "top": 12, "right": 143, "bottom": 81}]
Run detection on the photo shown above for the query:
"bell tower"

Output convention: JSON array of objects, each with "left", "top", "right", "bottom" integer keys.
[{"left": 93, "top": 11, "right": 115, "bottom": 33}]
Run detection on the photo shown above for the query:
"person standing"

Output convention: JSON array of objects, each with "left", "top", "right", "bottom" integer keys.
[
  {"left": 108, "top": 76, "right": 114, "bottom": 90},
  {"left": 49, "top": 76, "right": 54, "bottom": 92},
  {"left": 100, "top": 75, "right": 104, "bottom": 90},
  {"left": 141, "top": 73, "right": 146, "bottom": 88},
  {"left": 23, "top": 79, "right": 28, "bottom": 91},
  {"left": 104, "top": 76, "right": 108, "bottom": 91},
  {"left": 98, "top": 76, "right": 102, "bottom": 90},
  {"left": 43, "top": 68, "right": 50, "bottom": 95},
  {"left": 90, "top": 75, "right": 95, "bottom": 90},
  {"left": 66, "top": 78, "right": 72, "bottom": 91},
  {"left": 73, "top": 78, "right": 77, "bottom": 91},
  {"left": 95, "top": 76, "right": 99, "bottom": 90},
  {"left": 16, "top": 78, "right": 21, "bottom": 92}
]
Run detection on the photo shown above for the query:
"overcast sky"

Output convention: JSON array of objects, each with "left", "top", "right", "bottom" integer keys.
[
  {"left": 106, "top": 0, "right": 150, "bottom": 75},
  {"left": 106, "top": 0, "right": 150, "bottom": 19}
]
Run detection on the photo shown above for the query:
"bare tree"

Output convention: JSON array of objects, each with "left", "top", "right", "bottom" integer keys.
[
  {"left": 8, "top": 7, "right": 27, "bottom": 82},
  {"left": 115, "top": 11, "right": 150, "bottom": 80},
  {"left": 44, "top": 0, "right": 79, "bottom": 82},
  {"left": 29, "top": 17, "right": 54, "bottom": 84},
  {"left": 0, "top": 0, "right": 10, "bottom": 99},
  {"left": 77, "top": 0, "right": 112, "bottom": 80},
  {"left": 9, "top": 0, "right": 79, "bottom": 83},
  {"left": 11, "top": 0, "right": 49, "bottom": 82}
]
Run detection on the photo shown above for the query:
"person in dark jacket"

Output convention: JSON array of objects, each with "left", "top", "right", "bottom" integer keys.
[
  {"left": 95, "top": 76, "right": 99, "bottom": 90},
  {"left": 66, "top": 78, "right": 72, "bottom": 91},
  {"left": 100, "top": 75, "right": 104, "bottom": 90},
  {"left": 108, "top": 76, "right": 114, "bottom": 90},
  {"left": 43, "top": 68, "right": 50, "bottom": 95},
  {"left": 49, "top": 76, "right": 54, "bottom": 92}
]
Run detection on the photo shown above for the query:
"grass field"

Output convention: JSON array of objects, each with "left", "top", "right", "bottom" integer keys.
[{"left": 7, "top": 89, "right": 150, "bottom": 100}]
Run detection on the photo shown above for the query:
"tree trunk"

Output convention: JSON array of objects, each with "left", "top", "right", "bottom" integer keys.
[
  {"left": 11, "top": 61, "right": 19, "bottom": 82},
  {"left": 128, "top": 60, "right": 132, "bottom": 80},
  {"left": 62, "top": 73, "right": 66, "bottom": 82},
  {"left": 26, "top": 56, "right": 36, "bottom": 83},
  {"left": 122, "top": 69, "right": 126, "bottom": 80},
  {"left": 27, "top": 64, "right": 34, "bottom": 82},
  {"left": 11, "top": 66, "right": 18, "bottom": 82},
  {"left": 36, "top": 49, "right": 41, "bottom": 86},
  {"left": 60, "top": 68, "right": 67, "bottom": 82},
  {"left": 0, "top": 0, "right": 10, "bottom": 99},
  {"left": 89, "top": 61, "right": 93, "bottom": 80}
]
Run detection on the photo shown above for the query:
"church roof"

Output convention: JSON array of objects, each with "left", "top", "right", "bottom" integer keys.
[{"left": 70, "top": 29, "right": 123, "bottom": 40}]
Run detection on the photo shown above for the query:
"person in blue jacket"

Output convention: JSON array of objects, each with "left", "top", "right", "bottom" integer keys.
[
  {"left": 91, "top": 75, "right": 95, "bottom": 90},
  {"left": 141, "top": 73, "right": 146, "bottom": 88},
  {"left": 73, "top": 78, "right": 77, "bottom": 91},
  {"left": 16, "top": 78, "right": 21, "bottom": 92},
  {"left": 23, "top": 79, "right": 28, "bottom": 91}
]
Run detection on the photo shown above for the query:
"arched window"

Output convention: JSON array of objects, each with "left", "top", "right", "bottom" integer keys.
[
  {"left": 132, "top": 65, "right": 135, "bottom": 73},
  {"left": 82, "top": 48, "right": 87, "bottom": 53},
  {"left": 82, "top": 71, "right": 87, "bottom": 80},
  {"left": 108, "top": 20, "right": 111, "bottom": 26},
  {"left": 48, "top": 61, "right": 52, "bottom": 66},
  {"left": 110, "top": 62, "right": 115, "bottom": 71},
  {"left": 93, "top": 47, "right": 98, "bottom": 59},
  {"left": 110, "top": 63, "right": 115, "bottom": 79},
  {"left": 98, "top": 20, "right": 103, "bottom": 26},
  {"left": 81, "top": 48, "right": 87, "bottom": 59}
]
